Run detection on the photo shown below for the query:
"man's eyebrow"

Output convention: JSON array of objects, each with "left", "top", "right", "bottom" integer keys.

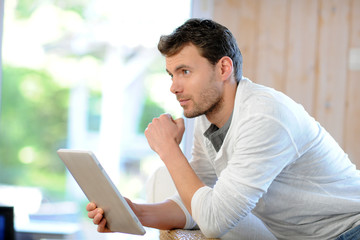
[{"left": 166, "top": 64, "right": 192, "bottom": 75}]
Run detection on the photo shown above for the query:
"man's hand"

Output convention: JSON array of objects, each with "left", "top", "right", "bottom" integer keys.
[
  {"left": 86, "top": 199, "right": 187, "bottom": 232},
  {"left": 86, "top": 202, "right": 111, "bottom": 232},
  {"left": 145, "top": 114, "right": 185, "bottom": 158}
]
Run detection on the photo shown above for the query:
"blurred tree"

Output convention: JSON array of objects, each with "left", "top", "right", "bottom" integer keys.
[
  {"left": 137, "top": 96, "right": 166, "bottom": 133},
  {"left": 1, "top": 0, "right": 179, "bottom": 202},
  {"left": 15, "top": 0, "right": 88, "bottom": 19},
  {"left": 0, "top": 65, "right": 69, "bottom": 199},
  {"left": 2, "top": 0, "right": 92, "bottom": 201}
]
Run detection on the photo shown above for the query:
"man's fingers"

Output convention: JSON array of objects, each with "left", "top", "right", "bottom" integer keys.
[
  {"left": 87, "top": 210, "right": 96, "bottom": 219},
  {"left": 174, "top": 117, "right": 184, "bottom": 127},
  {"left": 174, "top": 118, "right": 185, "bottom": 144},
  {"left": 86, "top": 202, "right": 96, "bottom": 211},
  {"left": 164, "top": 113, "right": 172, "bottom": 119},
  {"left": 97, "top": 217, "right": 107, "bottom": 232},
  {"left": 93, "top": 211, "right": 104, "bottom": 225},
  {"left": 85, "top": 203, "right": 110, "bottom": 232},
  {"left": 88, "top": 207, "right": 103, "bottom": 218}
]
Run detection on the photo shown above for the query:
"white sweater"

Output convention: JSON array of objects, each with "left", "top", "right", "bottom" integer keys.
[{"left": 171, "top": 78, "right": 360, "bottom": 239}]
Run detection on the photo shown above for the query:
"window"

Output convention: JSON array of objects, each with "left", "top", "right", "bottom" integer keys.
[{"left": 1, "top": 0, "right": 190, "bottom": 238}]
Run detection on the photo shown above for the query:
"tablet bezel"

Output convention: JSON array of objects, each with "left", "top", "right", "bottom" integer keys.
[{"left": 57, "top": 149, "right": 146, "bottom": 235}]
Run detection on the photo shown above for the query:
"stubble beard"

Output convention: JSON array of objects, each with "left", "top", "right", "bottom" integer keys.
[{"left": 182, "top": 84, "right": 223, "bottom": 119}]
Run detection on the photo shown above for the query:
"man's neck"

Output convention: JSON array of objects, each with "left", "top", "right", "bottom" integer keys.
[{"left": 206, "top": 80, "right": 237, "bottom": 128}]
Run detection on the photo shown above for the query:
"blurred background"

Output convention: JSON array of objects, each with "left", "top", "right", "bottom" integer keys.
[
  {"left": 0, "top": 0, "right": 192, "bottom": 239},
  {"left": 1, "top": 0, "right": 359, "bottom": 239}
]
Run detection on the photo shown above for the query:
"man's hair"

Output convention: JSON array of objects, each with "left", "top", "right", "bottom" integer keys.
[{"left": 158, "top": 18, "right": 243, "bottom": 82}]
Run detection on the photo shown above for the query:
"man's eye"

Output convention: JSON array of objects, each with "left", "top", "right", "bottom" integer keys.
[{"left": 183, "top": 70, "right": 190, "bottom": 75}]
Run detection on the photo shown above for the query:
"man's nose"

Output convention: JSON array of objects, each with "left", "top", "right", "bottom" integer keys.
[{"left": 170, "top": 78, "right": 182, "bottom": 94}]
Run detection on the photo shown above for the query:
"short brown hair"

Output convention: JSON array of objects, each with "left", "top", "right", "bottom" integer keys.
[{"left": 158, "top": 18, "right": 243, "bottom": 82}]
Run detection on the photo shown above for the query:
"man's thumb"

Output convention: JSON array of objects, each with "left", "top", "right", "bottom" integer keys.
[{"left": 174, "top": 118, "right": 185, "bottom": 144}]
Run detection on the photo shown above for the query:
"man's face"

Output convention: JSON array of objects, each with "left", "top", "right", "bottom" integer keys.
[{"left": 165, "top": 44, "right": 223, "bottom": 119}]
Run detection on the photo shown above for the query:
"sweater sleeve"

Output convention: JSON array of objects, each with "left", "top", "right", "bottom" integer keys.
[
  {"left": 169, "top": 194, "right": 198, "bottom": 229},
  {"left": 191, "top": 115, "right": 300, "bottom": 238}
]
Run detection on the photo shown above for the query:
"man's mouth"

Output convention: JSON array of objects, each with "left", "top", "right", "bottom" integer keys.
[{"left": 177, "top": 97, "right": 190, "bottom": 107}]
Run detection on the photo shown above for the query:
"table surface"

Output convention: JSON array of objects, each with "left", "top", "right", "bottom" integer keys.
[{"left": 160, "top": 229, "right": 219, "bottom": 240}]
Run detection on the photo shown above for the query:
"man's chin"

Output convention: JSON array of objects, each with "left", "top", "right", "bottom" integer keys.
[{"left": 183, "top": 110, "right": 202, "bottom": 119}]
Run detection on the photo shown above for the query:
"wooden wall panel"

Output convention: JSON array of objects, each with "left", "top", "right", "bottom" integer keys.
[
  {"left": 315, "top": 0, "right": 350, "bottom": 146},
  {"left": 212, "top": 0, "right": 360, "bottom": 168},
  {"left": 255, "top": 0, "right": 289, "bottom": 91},
  {"left": 213, "top": 0, "right": 259, "bottom": 81},
  {"left": 285, "top": 0, "right": 318, "bottom": 115},
  {"left": 344, "top": 0, "right": 360, "bottom": 168}
]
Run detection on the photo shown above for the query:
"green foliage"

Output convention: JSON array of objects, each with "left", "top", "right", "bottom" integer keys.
[
  {"left": 54, "top": 0, "right": 88, "bottom": 18},
  {"left": 0, "top": 65, "right": 69, "bottom": 200},
  {"left": 137, "top": 96, "right": 165, "bottom": 133},
  {"left": 15, "top": 0, "right": 88, "bottom": 19},
  {"left": 87, "top": 90, "right": 102, "bottom": 132},
  {"left": 15, "top": 0, "right": 41, "bottom": 19}
]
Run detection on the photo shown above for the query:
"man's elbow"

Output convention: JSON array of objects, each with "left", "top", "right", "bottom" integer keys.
[
  {"left": 198, "top": 224, "right": 229, "bottom": 239},
  {"left": 195, "top": 211, "right": 243, "bottom": 238}
]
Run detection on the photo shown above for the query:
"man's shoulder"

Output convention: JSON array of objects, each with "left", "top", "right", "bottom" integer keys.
[{"left": 234, "top": 79, "right": 309, "bottom": 128}]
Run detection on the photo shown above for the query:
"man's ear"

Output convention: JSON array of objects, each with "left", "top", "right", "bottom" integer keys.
[{"left": 217, "top": 56, "right": 233, "bottom": 82}]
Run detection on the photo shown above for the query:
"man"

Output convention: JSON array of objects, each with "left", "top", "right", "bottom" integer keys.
[{"left": 87, "top": 18, "right": 360, "bottom": 239}]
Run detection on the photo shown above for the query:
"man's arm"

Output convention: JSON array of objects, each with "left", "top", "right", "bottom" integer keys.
[
  {"left": 87, "top": 199, "right": 186, "bottom": 232},
  {"left": 145, "top": 114, "right": 205, "bottom": 214},
  {"left": 88, "top": 114, "right": 202, "bottom": 232},
  {"left": 158, "top": 144, "right": 205, "bottom": 214}
]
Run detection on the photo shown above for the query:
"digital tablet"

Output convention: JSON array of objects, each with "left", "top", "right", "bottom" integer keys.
[{"left": 57, "top": 149, "right": 146, "bottom": 235}]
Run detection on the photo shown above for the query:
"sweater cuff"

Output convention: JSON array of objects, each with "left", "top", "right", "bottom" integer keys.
[{"left": 169, "top": 194, "right": 198, "bottom": 229}]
